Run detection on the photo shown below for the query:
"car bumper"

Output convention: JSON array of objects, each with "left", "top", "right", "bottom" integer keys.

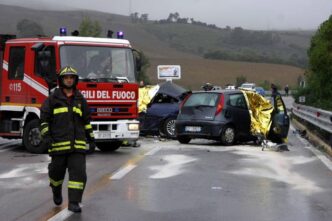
[
  {"left": 91, "top": 120, "right": 140, "bottom": 140},
  {"left": 175, "top": 120, "right": 225, "bottom": 139}
]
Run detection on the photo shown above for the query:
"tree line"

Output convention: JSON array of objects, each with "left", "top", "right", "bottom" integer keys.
[
  {"left": 131, "top": 12, "right": 221, "bottom": 29},
  {"left": 295, "top": 15, "right": 332, "bottom": 110}
]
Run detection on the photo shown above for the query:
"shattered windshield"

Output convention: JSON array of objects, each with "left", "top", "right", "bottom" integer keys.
[{"left": 60, "top": 45, "right": 136, "bottom": 82}]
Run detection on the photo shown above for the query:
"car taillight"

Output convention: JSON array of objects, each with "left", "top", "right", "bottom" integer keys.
[
  {"left": 179, "top": 94, "right": 191, "bottom": 110},
  {"left": 215, "top": 94, "right": 224, "bottom": 116}
]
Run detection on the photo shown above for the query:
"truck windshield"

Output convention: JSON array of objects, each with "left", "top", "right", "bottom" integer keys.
[{"left": 60, "top": 45, "right": 136, "bottom": 82}]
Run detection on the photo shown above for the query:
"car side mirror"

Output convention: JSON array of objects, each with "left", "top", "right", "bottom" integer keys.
[
  {"left": 135, "top": 56, "right": 142, "bottom": 72},
  {"left": 132, "top": 49, "right": 142, "bottom": 78}
]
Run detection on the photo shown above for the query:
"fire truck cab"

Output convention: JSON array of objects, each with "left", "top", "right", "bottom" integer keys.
[{"left": 0, "top": 34, "right": 140, "bottom": 153}]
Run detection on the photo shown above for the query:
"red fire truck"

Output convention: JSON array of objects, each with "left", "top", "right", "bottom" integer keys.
[{"left": 0, "top": 32, "right": 140, "bottom": 153}]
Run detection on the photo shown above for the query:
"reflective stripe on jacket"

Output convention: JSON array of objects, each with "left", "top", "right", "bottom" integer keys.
[{"left": 40, "top": 88, "right": 94, "bottom": 155}]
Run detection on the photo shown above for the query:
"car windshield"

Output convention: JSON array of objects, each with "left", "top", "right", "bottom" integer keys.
[
  {"left": 60, "top": 45, "right": 136, "bottom": 82},
  {"left": 184, "top": 93, "right": 219, "bottom": 107}
]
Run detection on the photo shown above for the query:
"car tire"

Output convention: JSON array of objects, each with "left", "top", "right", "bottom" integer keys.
[
  {"left": 162, "top": 118, "right": 176, "bottom": 138},
  {"left": 97, "top": 141, "right": 122, "bottom": 152},
  {"left": 23, "top": 119, "right": 48, "bottom": 154},
  {"left": 221, "top": 126, "right": 235, "bottom": 145},
  {"left": 177, "top": 136, "right": 191, "bottom": 144}
]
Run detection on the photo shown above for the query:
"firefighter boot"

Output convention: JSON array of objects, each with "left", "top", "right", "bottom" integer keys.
[
  {"left": 52, "top": 187, "right": 63, "bottom": 206},
  {"left": 68, "top": 202, "right": 82, "bottom": 213}
]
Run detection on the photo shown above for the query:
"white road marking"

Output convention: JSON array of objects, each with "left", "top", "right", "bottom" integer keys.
[
  {"left": 0, "top": 147, "right": 19, "bottom": 153},
  {"left": 47, "top": 209, "right": 73, "bottom": 221},
  {"left": 211, "top": 186, "right": 223, "bottom": 190},
  {"left": 0, "top": 140, "right": 22, "bottom": 152},
  {"left": 0, "top": 162, "right": 48, "bottom": 179},
  {"left": 291, "top": 125, "right": 332, "bottom": 171},
  {"left": 144, "top": 147, "right": 161, "bottom": 156},
  {"left": 110, "top": 164, "right": 137, "bottom": 180},
  {"left": 149, "top": 154, "right": 197, "bottom": 179}
]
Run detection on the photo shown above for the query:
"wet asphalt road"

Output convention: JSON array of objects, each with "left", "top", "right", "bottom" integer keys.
[
  {"left": 0, "top": 125, "right": 332, "bottom": 221},
  {"left": 0, "top": 97, "right": 332, "bottom": 221}
]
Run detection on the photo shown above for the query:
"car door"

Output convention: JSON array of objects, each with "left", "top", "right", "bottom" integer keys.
[
  {"left": 225, "top": 93, "right": 251, "bottom": 137},
  {"left": 269, "top": 94, "right": 290, "bottom": 142}
]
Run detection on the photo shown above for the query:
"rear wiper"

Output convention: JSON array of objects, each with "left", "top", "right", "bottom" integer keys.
[{"left": 194, "top": 104, "right": 214, "bottom": 108}]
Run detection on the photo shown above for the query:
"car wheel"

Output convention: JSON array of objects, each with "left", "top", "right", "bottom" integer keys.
[
  {"left": 23, "top": 119, "right": 48, "bottom": 154},
  {"left": 221, "top": 126, "right": 235, "bottom": 145},
  {"left": 97, "top": 141, "right": 122, "bottom": 152},
  {"left": 177, "top": 136, "right": 191, "bottom": 144},
  {"left": 163, "top": 118, "right": 176, "bottom": 138}
]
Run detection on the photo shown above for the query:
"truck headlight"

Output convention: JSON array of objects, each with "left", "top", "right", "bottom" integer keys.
[{"left": 128, "top": 123, "right": 139, "bottom": 131}]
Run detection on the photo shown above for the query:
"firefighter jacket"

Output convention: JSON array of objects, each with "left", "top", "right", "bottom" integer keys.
[{"left": 40, "top": 88, "right": 94, "bottom": 155}]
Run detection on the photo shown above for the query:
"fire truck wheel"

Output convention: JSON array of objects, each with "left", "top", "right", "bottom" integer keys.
[
  {"left": 97, "top": 141, "right": 122, "bottom": 152},
  {"left": 23, "top": 119, "right": 48, "bottom": 154}
]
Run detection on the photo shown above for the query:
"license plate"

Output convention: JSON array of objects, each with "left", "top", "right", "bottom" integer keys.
[
  {"left": 185, "top": 126, "right": 201, "bottom": 132},
  {"left": 95, "top": 131, "right": 112, "bottom": 139}
]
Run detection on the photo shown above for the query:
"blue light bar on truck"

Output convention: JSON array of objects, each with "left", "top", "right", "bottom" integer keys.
[
  {"left": 60, "top": 27, "right": 67, "bottom": 36},
  {"left": 117, "top": 31, "right": 124, "bottom": 39}
]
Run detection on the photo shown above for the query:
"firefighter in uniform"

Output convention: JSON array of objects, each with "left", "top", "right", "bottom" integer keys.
[{"left": 40, "top": 66, "right": 95, "bottom": 213}]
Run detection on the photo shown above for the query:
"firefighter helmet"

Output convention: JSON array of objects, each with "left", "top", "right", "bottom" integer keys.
[{"left": 58, "top": 66, "right": 79, "bottom": 89}]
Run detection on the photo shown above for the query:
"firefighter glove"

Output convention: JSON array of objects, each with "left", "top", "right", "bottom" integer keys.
[{"left": 87, "top": 142, "right": 96, "bottom": 154}]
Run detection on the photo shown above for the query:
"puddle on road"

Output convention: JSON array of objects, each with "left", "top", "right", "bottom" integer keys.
[
  {"left": 149, "top": 154, "right": 197, "bottom": 179},
  {"left": 227, "top": 147, "right": 322, "bottom": 195}
]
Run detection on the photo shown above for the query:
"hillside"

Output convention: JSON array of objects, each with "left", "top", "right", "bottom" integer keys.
[
  {"left": 144, "top": 23, "right": 312, "bottom": 67},
  {"left": 0, "top": 4, "right": 312, "bottom": 89},
  {"left": 148, "top": 58, "right": 304, "bottom": 90}
]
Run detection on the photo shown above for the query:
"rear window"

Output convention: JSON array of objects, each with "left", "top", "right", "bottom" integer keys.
[
  {"left": 184, "top": 93, "right": 219, "bottom": 107},
  {"left": 228, "top": 94, "right": 247, "bottom": 109}
]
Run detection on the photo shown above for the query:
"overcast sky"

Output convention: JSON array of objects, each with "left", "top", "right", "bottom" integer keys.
[{"left": 1, "top": 0, "right": 331, "bottom": 30}]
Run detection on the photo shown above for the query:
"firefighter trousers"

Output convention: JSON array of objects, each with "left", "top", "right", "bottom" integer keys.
[{"left": 48, "top": 152, "right": 86, "bottom": 203}]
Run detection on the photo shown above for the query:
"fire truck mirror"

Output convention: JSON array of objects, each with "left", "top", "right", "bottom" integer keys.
[
  {"left": 133, "top": 49, "right": 142, "bottom": 75},
  {"left": 135, "top": 56, "right": 142, "bottom": 72},
  {"left": 38, "top": 50, "right": 51, "bottom": 77},
  {"left": 32, "top": 42, "right": 44, "bottom": 51}
]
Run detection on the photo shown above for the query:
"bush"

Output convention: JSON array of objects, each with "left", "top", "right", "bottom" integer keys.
[{"left": 303, "top": 15, "right": 332, "bottom": 110}]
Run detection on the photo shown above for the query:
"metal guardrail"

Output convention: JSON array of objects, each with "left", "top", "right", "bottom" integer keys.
[{"left": 292, "top": 103, "right": 332, "bottom": 134}]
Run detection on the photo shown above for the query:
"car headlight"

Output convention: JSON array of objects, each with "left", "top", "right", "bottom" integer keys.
[{"left": 128, "top": 123, "right": 139, "bottom": 131}]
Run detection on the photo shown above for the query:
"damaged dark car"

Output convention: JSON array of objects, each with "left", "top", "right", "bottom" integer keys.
[
  {"left": 139, "top": 81, "right": 190, "bottom": 138},
  {"left": 175, "top": 89, "right": 289, "bottom": 145}
]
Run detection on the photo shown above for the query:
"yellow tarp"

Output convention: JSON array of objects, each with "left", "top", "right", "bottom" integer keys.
[
  {"left": 242, "top": 90, "right": 274, "bottom": 138},
  {"left": 138, "top": 85, "right": 159, "bottom": 113}
]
